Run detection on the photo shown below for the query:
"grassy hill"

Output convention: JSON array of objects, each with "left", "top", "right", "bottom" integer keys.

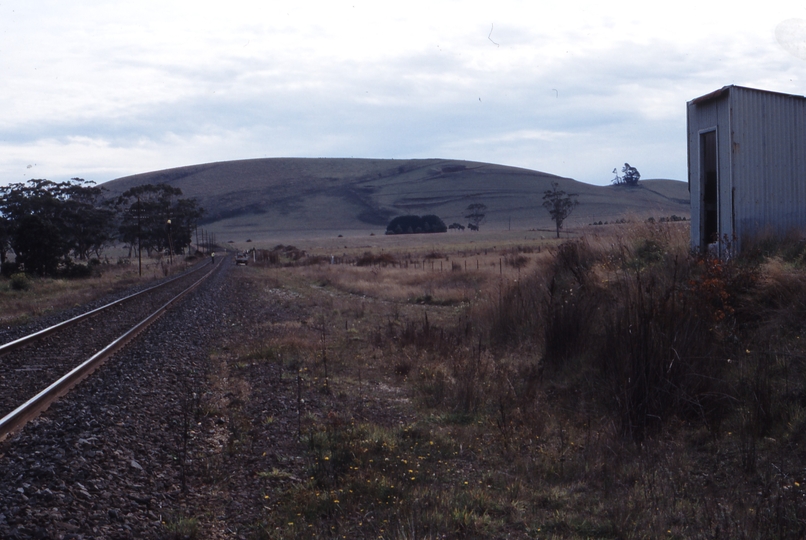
[{"left": 102, "top": 158, "right": 690, "bottom": 240}]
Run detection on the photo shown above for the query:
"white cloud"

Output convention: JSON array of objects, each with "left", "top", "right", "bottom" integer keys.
[{"left": 2, "top": 0, "right": 806, "bottom": 186}]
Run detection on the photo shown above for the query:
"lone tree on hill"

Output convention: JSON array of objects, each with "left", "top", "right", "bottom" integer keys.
[
  {"left": 464, "top": 203, "right": 487, "bottom": 230},
  {"left": 542, "top": 182, "right": 579, "bottom": 238},
  {"left": 611, "top": 163, "right": 641, "bottom": 186}
]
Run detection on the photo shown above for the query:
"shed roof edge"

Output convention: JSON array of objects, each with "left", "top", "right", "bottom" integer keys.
[{"left": 689, "top": 85, "right": 806, "bottom": 106}]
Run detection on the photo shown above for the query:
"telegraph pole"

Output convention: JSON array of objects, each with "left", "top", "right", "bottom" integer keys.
[
  {"left": 137, "top": 195, "right": 142, "bottom": 277},
  {"left": 166, "top": 219, "right": 174, "bottom": 265}
]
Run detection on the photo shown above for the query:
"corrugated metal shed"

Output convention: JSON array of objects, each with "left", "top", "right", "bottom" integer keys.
[{"left": 687, "top": 85, "right": 806, "bottom": 254}]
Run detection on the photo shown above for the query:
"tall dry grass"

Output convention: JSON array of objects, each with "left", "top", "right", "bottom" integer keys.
[{"left": 228, "top": 223, "right": 806, "bottom": 538}]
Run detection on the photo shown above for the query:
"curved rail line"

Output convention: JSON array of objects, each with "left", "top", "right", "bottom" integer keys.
[{"left": 0, "top": 258, "right": 223, "bottom": 441}]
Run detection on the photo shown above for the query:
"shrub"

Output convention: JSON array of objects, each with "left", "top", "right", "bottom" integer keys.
[
  {"left": 356, "top": 252, "right": 397, "bottom": 267},
  {"left": 631, "top": 239, "right": 664, "bottom": 268},
  {"left": 482, "top": 244, "right": 591, "bottom": 349},
  {"left": 542, "top": 241, "right": 604, "bottom": 368},
  {"left": 483, "top": 234, "right": 744, "bottom": 440},
  {"left": 598, "top": 258, "right": 731, "bottom": 439},
  {"left": 163, "top": 515, "right": 200, "bottom": 539},
  {"left": 10, "top": 272, "right": 31, "bottom": 291},
  {"left": 485, "top": 271, "right": 546, "bottom": 347},
  {"left": 61, "top": 261, "right": 92, "bottom": 278}
]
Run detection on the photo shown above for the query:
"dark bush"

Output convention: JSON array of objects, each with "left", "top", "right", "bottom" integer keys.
[
  {"left": 356, "top": 252, "right": 397, "bottom": 267},
  {"left": 484, "top": 238, "right": 745, "bottom": 441},
  {"left": 486, "top": 240, "right": 601, "bottom": 352},
  {"left": 61, "top": 261, "right": 93, "bottom": 278},
  {"left": 631, "top": 239, "right": 665, "bottom": 268},
  {"left": 543, "top": 242, "right": 603, "bottom": 368},
  {"left": 386, "top": 215, "right": 447, "bottom": 235},
  {"left": 598, "top": 259, "right": 731, "bottom": 440},
  {"left": 423, "top": 251, "right": 445, "bottom": 260},
  {"left": 10, "top": 272, "right": 31, "bottom": 291}
]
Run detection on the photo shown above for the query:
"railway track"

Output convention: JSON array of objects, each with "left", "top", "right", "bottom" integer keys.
[{"left": 0, "top": 259, "right": 223, "bottom": 440}]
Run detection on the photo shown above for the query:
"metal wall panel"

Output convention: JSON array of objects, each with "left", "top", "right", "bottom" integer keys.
[
  {"left": 688, "top": 86, "right": 806, "bottom": 253},
  {"left": 730, "top": 87, "right": 806, "bottom": 249}
]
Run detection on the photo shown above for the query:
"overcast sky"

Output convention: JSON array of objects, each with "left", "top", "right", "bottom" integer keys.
[{"left": 2, "top": 1, "right": 806, "bottom": 187}]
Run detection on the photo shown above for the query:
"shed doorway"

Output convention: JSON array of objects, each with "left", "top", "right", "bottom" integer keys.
[{"left": 700, "top": 130, "right": 718, "bottom": 247}]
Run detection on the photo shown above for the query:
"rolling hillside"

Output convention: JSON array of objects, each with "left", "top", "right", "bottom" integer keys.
[{"left": 102, "top": 158, "right": 690, "bottom": 240}]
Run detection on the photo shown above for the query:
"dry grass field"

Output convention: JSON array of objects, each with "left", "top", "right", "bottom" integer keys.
[
  {"left": 7, "top": 222, "right": 806, "bottom": 538},
  {"left": 212, "top": 223, "right": 806, "bottom": 538}
]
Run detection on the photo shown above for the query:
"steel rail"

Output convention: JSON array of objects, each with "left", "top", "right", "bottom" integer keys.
[
  {"left": 0, "top": 260, "right": 210, "bottom": 356},
  {"left": 0, "top": 258, "right": 222, "bottom": 441}
]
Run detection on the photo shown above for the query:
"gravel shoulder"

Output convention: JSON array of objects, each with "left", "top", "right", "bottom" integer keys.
[
  {"left": 0, "top": 261, "right": 412, "bottom": 539},
  {"left": 0, "top": 262, "right": 240, "bottom": 539}
]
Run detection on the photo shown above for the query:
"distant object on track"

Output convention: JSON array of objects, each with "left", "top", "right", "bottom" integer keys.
[{"left": 235, "top": 250, "right": 251, "bottom": 265}]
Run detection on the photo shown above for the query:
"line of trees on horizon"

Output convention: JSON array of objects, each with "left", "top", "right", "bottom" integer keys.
[
  {"left": 383, "top": 194, "right": 583, "bottom": 239},
  {"left": 0, "top": 179, "right": 204, "bottom": 277}
]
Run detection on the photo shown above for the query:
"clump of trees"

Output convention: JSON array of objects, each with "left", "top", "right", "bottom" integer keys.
[
  {"left": 114, "top": 184, "right": 204, "bottom": 258},
  {"left": 0, "top": 179, "right": 114, "bottom": 276},
  {"left": 543, "top": 181, "right": 579, "bottom": 238},
  {"left": 611, "top": 163, "right": 641, "bottom": 186},
  {"left": 0, "top": 179, "right": 203, "bottom": 277},
  {"left": 651, "top": 215, "right": 687, "bottom": 223},
  {"left": 385, "top": 215, "right": 447, "bottom": 235}
]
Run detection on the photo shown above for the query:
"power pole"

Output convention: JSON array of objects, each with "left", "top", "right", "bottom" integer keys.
[
  {"left": 137, "top": 194, "right": 142, "bottom": 277},
  {"left": 166, "top": 219, "right": 173, "bottom": 265}
]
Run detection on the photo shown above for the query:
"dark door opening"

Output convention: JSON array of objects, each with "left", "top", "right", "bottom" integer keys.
[{"left": 701, "top": 130, "right": 718, "bottom": 247}]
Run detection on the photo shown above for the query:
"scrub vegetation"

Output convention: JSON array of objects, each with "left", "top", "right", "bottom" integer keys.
[{"left": 205, "top": 222, "right": 806, "bottom": 538}]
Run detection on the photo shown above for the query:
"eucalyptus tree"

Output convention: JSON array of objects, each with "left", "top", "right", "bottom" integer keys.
[
  {"left": 464, "top": 203, "right": 487, "bottom": 230},
  {"left": 611, "top": 163, "right": 641, "bottom": 186},
  {"left": 542, "top": 182, "right": 579, "bottom": 239},
  {"left": 0, "top": 178, "right": 113, "bottom": 275},
  {"left": 115, "top": 183, "right": 203, "bottom": 258}
]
